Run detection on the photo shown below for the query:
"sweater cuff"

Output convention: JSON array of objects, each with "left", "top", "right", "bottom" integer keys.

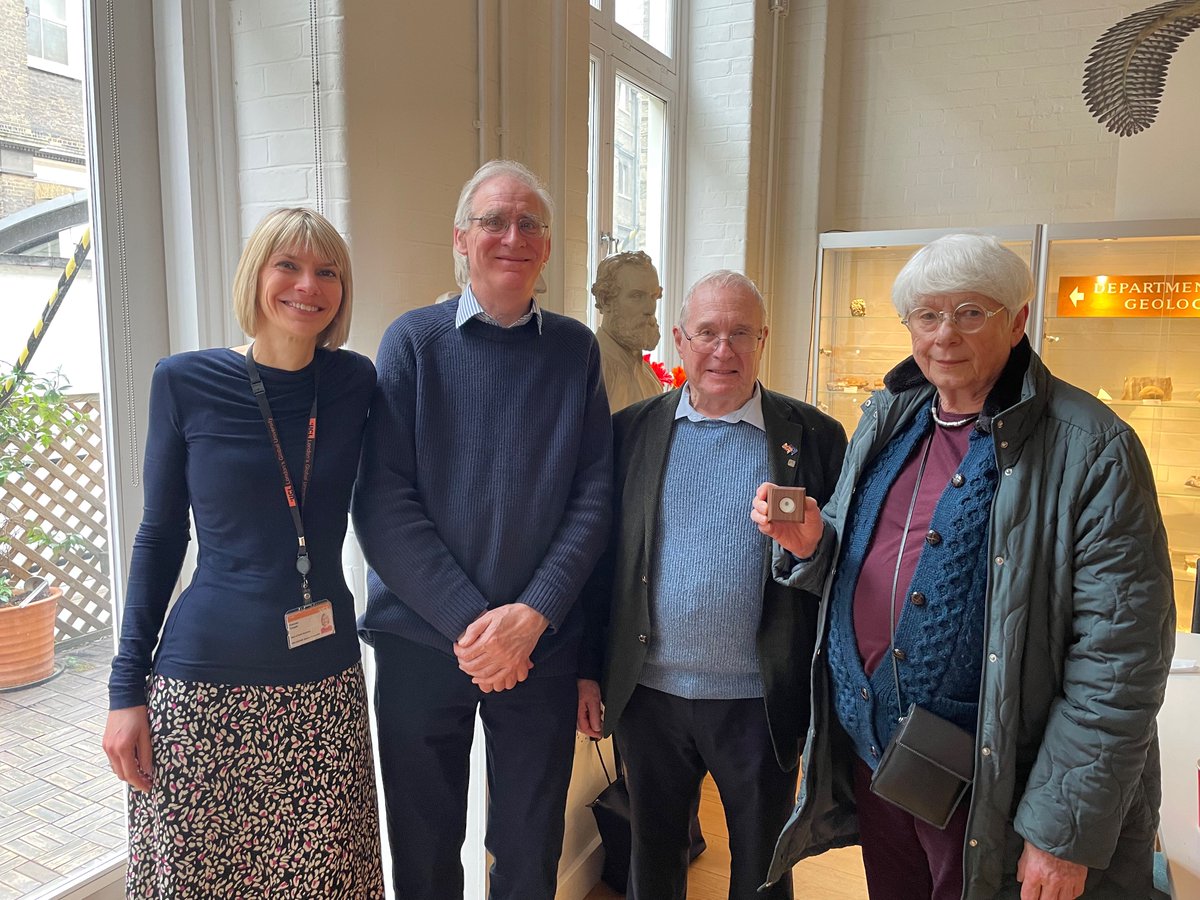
[{"left": 771, "top": 525, "right": 834, "bottom": 593}]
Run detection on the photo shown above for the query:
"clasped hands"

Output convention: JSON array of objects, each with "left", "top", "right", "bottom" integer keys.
[{"left": 454, "top": 602, "right": 548, "bottom": 693}]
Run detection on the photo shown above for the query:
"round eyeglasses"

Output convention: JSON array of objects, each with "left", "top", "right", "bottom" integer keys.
[
  {"left": 901, "top": 302, "right": 1004, "bottom": 335},
  {"left": 680, "top": 327, "right": 763, "bottom": 354},
  {"left": 468, "top": 214, "right": 549, "bottom": 238}
]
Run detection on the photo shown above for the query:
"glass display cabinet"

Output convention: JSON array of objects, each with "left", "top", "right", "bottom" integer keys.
[{"left": 814, "top": 221, "right": 1200, "bottom": 630}]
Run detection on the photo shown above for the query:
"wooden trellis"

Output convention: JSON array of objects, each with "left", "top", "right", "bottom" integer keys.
[{"left": 1, "top": 395, "right": 112, "bottom": 644}]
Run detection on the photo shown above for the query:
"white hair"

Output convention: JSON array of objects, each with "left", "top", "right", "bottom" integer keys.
[
  {"left": 892, "top": 233, "right": 1033, "bottom": 316},
  {"left": 678, "top": 270, "right": 766, "bottom": 327}
]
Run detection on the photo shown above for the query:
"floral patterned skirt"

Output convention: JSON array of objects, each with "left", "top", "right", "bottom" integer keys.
[{"left": 127, "top": 664, "right": 384, "bottom": 899}]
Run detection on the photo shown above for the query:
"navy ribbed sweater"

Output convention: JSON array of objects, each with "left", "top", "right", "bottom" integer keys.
[{"left": 353, "top": 299, "right": 612, "bottom": 677}]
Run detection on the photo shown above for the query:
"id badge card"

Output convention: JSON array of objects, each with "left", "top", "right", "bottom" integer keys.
[{"left": 284, "top": 599, "right": 335, "bottom": 649}]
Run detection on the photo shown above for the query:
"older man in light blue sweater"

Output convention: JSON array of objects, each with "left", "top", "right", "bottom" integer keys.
[{"left": 579, "top": 270, "right": 847, "bottom": 900}]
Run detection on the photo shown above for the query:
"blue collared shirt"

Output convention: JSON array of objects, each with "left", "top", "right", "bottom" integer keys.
[
  {"left": 454, "top": 283, "right": 543, "bottom": 334},
  {"left": 674, "top": 383, "right": 765, "bottom": 431}
]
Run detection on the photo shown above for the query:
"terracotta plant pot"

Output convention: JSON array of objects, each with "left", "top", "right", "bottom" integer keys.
[{"left": 0, "top": 587, "right": 60, "bottom": 690}]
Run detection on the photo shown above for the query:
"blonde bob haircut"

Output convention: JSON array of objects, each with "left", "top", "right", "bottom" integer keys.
[{"left": 232, "top": 207, "right": 354, "bottom": 349}]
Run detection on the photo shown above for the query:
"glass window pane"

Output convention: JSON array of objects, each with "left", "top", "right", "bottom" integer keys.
[
  {"left": 26, "top": 16, "right": 42, "bottom": 58},
  {"left": 45, "top": 0, "right": 67, "bottom": 21},
  {"left": 611, "top": 74, "right": 667, "bottom": 354},
  {"left": 2, "top": 3, "right": 122, "bottom": 891},
  {"left": 44, "top": 22, "right": 68, "bottom": 64},
  {"left": 28, "top": 0, "right": 42, "bottom": 15},
  {"left": 615, "top": 0, "right": 671, "bottom": 57}
]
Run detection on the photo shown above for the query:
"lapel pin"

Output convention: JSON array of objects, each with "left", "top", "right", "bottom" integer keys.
[
  {"left": 787, "top": 459, "right": 796, "bottom": 468},
  {"left": 781, "top": 442, "right": 797, "bottom": 456}
]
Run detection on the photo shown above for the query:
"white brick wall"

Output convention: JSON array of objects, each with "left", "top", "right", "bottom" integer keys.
[
  {"left": 682, "top": 0, "right": 757, "bottom": 289},
  {"left": 229, "top": 0, "right": 348, "bottom": 237},
  {"left": 832, "top": 0, "right": 1140, "bottom": 230}
]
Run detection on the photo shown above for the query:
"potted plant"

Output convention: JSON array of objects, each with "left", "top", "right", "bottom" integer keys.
[{"left": 0, "top": 366, "right": 83, "bottom": 689}]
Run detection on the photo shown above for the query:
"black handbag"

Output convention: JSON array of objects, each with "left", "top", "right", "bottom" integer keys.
[
  {"left": 869, "top": 703, "right": 974, "bottom": 829},
  {"left": 588, "top": 739, "right": 706, "bottom": 893}
]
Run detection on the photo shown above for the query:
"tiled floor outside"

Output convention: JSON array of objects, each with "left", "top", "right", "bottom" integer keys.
[{"left": 0, "top": 636, "right": 124, "bottom": 899}]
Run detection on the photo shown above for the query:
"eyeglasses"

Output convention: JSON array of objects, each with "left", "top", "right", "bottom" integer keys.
[
  {"left": 680, "top": 327, "right": 763, "bottom": 354},
  {"left": 901, "top": 302, "right": 1004, "bottom": 335},
  {"left": 468, "top": 214, "right": 549, "bottom": 238}
]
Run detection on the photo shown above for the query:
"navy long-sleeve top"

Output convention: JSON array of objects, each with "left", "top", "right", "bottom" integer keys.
[
  {"left": 353, "top": 299, "right": 613, "bottom": 677},
  {"left": 108, "top": 347, "right": 375, "bottom": 709}
]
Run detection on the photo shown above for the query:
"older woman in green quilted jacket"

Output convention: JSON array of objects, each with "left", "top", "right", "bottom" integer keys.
[{"left": 753, "top": 234, "right": 1175, "bottom": 900}]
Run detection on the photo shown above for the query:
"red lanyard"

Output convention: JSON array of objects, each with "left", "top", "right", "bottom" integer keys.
[{"left": 245, "top": 346, "right": 319, "bottom": 605}]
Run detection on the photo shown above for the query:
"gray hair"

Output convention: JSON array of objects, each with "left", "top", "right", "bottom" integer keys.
[
  {"left": 452, "top": 159, "right": 555, "bottom": 288},
  {"left": 892, "top": 233, "right": 1034, "bottom": 316},
  {"left": 592, "top": 251, "right": 656, "bottom": 311},
  {"left": 678, "top": 269, "right": 766, "bottom": 327}
]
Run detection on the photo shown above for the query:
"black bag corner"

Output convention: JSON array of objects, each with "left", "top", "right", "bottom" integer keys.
[
  {"left": 869, "top": 704, "right": 975, "bottom": 830},
  {"left": 588, "top": 738, "right": 706, "bottom": 893}
]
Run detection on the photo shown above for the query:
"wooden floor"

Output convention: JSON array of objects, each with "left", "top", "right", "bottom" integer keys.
[{"left": 584, "top": 774, "right": 867, "bottom": 900}]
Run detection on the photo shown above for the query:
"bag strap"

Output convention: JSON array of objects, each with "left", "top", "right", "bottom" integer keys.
[
  {"left": 593, "top": 737, "right": 622, "bottom": 786},
  {"left": 886, "top": 431, "right": 933, "bottom": 721},
  {"left": 593, "top": 738, "right": 613, "bottom": 785}
]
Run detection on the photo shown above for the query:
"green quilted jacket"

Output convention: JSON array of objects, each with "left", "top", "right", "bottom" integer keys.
[{"left": 766, "top": 339, "right": 1176, "bottom": 898}]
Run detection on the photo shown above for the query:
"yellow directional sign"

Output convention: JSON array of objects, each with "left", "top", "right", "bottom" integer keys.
[{"left": 1056, "top": 275, "right": 1200, "bottom": 318}]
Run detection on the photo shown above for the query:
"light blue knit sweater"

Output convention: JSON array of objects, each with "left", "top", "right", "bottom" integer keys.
[{"left": 639, "top": 419, "right": 770, "bottom": 699}]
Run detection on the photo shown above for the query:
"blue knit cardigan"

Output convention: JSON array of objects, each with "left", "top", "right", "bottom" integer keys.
[{"left": 826, "top": 406, "right": 999, "bottom": 768}]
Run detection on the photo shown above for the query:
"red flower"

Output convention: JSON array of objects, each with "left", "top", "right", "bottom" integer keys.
[
  {"left": 644, "top": 354, "right": 675, "bottom": 388},
  {"left": 670, "top": 366, "right": 687, "bottom": 388}
]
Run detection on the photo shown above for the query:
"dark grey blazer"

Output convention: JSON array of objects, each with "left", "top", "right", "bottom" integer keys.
[{"left": 579, "top": 385, "right": 846, "bottom": 770}]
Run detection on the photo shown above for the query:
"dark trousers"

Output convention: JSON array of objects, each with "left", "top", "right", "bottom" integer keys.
[
  {"left": 617, "top": 684, "right": 797, "bottom": 900},
  {"left": 372, "top": 633, "right": 577, "bottom": 900},
  {"left": 852, "top": 756, "right": 970, "bottom": 900}
]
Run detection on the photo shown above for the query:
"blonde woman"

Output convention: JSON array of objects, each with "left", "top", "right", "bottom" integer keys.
[{"left": 103, "top": 208, "right": 383, "bottom": 897}]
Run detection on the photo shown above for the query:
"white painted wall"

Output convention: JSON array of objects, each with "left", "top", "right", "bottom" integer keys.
[{"left": 1115, "top": 34, "right": 1200, "bottom": 220}]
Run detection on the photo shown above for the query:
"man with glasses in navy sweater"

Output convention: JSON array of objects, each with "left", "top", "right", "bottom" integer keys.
[
  {"left": 355, "top": 159, "right": 612, "bottom": 900},
  {"left": 579, "top": 270, "right": 846, "bottom": 900}
]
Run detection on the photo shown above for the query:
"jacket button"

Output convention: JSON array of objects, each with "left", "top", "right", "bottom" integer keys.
[
  {"left": 925, "top": 530, "right": 941, "bottom": 546},
  {"left": 1000, "top": 440, "right": 1009, "bottom": 449},
  {"left": 988, "top": 653, "right": 998, "bottom": 663},
  {"left": 637, "top": 633, "right": 648, "bottom": 644},
  {"left": 995, "top": 420, "right": 1004, "bottom": 430},
  {"left": 860, "top": 687, "right": 869, "bottom": 700},
  {"left": 870, "top": 744, "right": 879, "bottom": 758},
  {"left": 892, "top": 647, "right": 906, "bottom": 661},
  {"left": 994, "top": 556, "right": 1004, "bottom": 566},
  {"left": 1004, "top": 467, "right": 1013, "bottom": 476},
  {"left": 641, "top": 574, "right": 648, "bottom": 584},
  {"left": 910, "top": 591, "right": 926, "bottom": 606},
  {"left": 969, "top": 839, "right": 979, "bottom": 848},
  {"left": 981, "top": 747, "right": 992, "bottom": 757},
  {"left": 951, "top": 473, "right": 965, "bottom": 487}
]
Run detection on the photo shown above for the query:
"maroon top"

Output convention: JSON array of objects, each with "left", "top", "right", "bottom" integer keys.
[{"left": 853, "top": 418, "right": 974, "bottom": 676}]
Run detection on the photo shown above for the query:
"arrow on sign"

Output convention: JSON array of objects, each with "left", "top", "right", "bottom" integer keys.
[{"left": 1070, "top": 287, "right": 1084, "bottom": 307}]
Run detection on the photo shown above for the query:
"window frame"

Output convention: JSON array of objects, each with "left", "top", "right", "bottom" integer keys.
[
  {"left": 27, "top": 0, "right": 85, "bottom": 79},
  {"left": 587, "top": 0, "right": 684, "bottom": 358}
]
